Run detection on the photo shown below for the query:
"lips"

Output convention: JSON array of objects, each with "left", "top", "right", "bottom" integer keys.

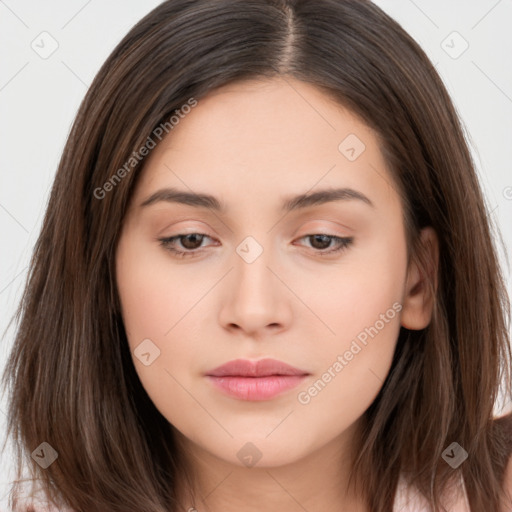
[
  {"left": 207, "top": 358, "right": 308, "bottom": 377},
  {"left": 205, "top": 358, "right": 309, "bottom": 401}
]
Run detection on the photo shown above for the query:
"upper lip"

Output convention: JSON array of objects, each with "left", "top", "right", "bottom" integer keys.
[{"left": 206, "top": 358, "right": 309, "bottom": 377}]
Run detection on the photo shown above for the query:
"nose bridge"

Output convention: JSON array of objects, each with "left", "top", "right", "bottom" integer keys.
[
  {"left": 218, "top": 233, "right": 290, "bottom": 334},
  {"left": 233, "top": 234, "right": 276, "bottom": 303},
  {"left": 235, "top": 234, "right": 267, "bottom": 267}
]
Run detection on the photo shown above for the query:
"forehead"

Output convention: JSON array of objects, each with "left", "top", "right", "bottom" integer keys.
[{"left": 130, "top": 76, "right": 400, "bottom": 215}]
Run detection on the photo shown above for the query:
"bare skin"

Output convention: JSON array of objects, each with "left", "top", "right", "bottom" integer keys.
[{"left": 115, "top": 76, "right": 439, "bottom": 512}]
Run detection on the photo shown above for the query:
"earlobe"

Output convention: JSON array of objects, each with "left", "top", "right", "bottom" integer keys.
[{"left": 400, "top": 227, "right": 439, "bottom": 330}]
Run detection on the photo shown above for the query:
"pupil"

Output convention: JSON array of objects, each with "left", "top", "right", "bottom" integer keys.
[
  {"left": 311, "top": 235, "right": 330, "bottom": 250},
  {"left": 182, "top": 234, "right": 202, "bottom": 249}
]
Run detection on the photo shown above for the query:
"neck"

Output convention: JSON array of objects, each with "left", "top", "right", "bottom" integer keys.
[{"left": 173, "top": 420, "right": 368, "bottom": 512}]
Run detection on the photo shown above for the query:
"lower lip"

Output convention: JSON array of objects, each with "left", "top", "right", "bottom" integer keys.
[{"left": 206, "top": 375, "right": 307, "bottom": 401}]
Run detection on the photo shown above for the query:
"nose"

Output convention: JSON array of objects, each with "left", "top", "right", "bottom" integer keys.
[{"left": 218, "top": 243, "right": 293, "bottom": 338}]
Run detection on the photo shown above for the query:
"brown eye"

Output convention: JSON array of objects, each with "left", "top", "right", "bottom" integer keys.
[
  {"left": 298, "top": 234, "right": 353, "bottom": 255},
  {"left": 178, "top": 233, "right": 206, "bottom": 250},
  {"left": 309, "top": 234, "right": 333, "bottom": 250},
  {"left": 158, "top": 233, "right": 216, "bottom": 258}
]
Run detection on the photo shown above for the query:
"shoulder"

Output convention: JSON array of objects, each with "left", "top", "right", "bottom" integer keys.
[
  {"left": 494, "top": 412, "right": 512, "bottom": 510},
  {"left": 22, "top": 503, "right": 75, "bottom": 512},
  {"left": 503, "top": 449, "right": 512, "bottom": 510},
  {"left": 10, "top": 482, "right": 75, "bottom": 512},
  {"left": 18, "top": 502, "right": 71, "bottom": 512},
  {"left": 393, "top": 473, "right": 469, "bottom": 512}
]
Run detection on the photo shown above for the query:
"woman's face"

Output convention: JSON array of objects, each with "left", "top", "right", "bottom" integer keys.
[{"left": 116, "top": 76, "right": 433, "bottom": 469}]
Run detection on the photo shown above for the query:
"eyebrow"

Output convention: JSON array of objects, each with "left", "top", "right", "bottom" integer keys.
[{"left": 139, "top": 186, "right": 374, "bottom": 212}]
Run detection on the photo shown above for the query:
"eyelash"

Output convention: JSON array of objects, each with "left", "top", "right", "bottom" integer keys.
[{"left": 158, "top": 233, "right": 354, "bottom": 259}]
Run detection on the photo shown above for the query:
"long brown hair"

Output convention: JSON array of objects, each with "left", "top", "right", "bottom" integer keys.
[{"left": 2, "top": 0, "right": 511, "bottom": 510}]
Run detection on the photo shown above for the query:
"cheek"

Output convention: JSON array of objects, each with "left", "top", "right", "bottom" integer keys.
[
  {"left": 293, "top": 229, "right": 406, "bottom": 419},
  {"left": 116, "top": 233, "right": 201, "bottom": 342},
  {"left": 294, "top": 294, "right": 403, "bottom": 445},
  {"left": 307, "top": 226, "right": 407, "bottom": 342},
  {"left": 115, "top": 235, "right": 205, "bottom": 420}
]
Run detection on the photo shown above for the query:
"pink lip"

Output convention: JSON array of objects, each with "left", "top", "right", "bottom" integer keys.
[{"left": 205, "top": 358, "right": 309, "bottom": 401}]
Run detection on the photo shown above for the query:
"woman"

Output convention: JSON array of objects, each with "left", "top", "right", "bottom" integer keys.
[{"left": 2, "top": 0, "right": 511, "bottom": 510}]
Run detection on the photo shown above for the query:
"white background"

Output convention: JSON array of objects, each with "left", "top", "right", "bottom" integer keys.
[{"left": 1, "top": 0, "right": 511, "bottom": 508}]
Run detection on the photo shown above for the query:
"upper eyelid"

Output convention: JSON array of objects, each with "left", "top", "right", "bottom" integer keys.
[
  {"left": 160, "top": 232, "right": 351, "bottom": 247},
  {"left": 160, "top": 219, "right": 352, "bottom": 238}
]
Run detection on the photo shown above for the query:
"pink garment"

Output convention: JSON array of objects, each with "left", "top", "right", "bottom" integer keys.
[
  {"left": 393, "top": 473, "right": 470, "bottom": 511},
  {"left": 12, "top": 473, "right": 471, "bottom": 512}
]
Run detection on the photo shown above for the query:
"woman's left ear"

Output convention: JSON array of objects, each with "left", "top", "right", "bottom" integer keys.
[{"left": 400, "top": 226, "right": 439, "bottom": 330}]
